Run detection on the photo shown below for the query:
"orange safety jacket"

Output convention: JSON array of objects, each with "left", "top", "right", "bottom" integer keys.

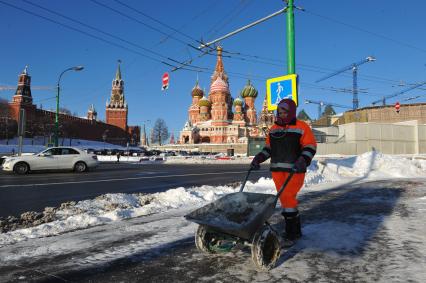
[{"left": 261, "top": 119, "right": 317, "bottom": 172}]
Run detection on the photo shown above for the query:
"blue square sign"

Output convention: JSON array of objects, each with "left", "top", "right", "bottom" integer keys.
[{"left": 266, "top": 74, "right": 298, "bottom": 111}]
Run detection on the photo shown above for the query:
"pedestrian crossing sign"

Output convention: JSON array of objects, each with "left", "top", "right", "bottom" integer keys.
[{"left": 266, "top": 74, "right": 298, "bottom": 111}]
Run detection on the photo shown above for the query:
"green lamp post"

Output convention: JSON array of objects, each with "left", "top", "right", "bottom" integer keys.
[{"left": 55, "top": 66, "right": 84, "bottom": 147}]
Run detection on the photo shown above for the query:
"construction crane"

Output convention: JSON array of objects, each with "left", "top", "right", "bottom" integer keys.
[
  {"left": 315, "top": 56, "right": 376, "bottom": 110},
  {"left": 371, "top": 81, "right": 426, "bottom": 106},
  {"left": 305, "top": 99, "right": 352, "bottom": 119}
]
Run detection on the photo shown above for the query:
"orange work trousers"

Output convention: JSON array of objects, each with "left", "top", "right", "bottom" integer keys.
[{"left": 271, "top": 171, "right": 305, "bottom": 209}]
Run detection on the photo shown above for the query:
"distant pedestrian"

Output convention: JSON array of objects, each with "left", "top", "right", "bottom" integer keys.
[
  {"left": 11, "top": 148, "right": 15, "bottom": 156},
  {"left": 116, "top": 152, "right": 121, "bottom": 163}
]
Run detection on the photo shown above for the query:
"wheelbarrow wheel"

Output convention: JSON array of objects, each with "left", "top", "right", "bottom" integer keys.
[
  {"left": 251, "top": 225, "right": 281, "bottom": 270},
  {"left": 195, "top": 225, "right": 220, "bottom": 253}
]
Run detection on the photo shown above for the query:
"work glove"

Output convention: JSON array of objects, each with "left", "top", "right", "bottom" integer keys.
[
  {"left": 292, "top": 156, "right": 307, "bottom": 173},
  {"left": 250, "top": 152, "right": 267, "bottom": 170},
  {"left": 250, "top": 159, "right": 260, "bottom": 170}
]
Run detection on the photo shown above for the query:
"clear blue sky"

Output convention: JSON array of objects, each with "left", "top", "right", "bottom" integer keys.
[{"left": 1, "top": 0, "right": 425, "bottom": 138}]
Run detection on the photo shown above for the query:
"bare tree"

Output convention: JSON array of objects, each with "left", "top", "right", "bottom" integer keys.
[
  {"left": 151, "top": 118, "right": 169, "bottom": 146},
  {"left": 59, "top": 107, "right": 72, "bottom": 115}
]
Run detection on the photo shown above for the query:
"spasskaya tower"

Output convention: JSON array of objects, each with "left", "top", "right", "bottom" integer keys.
[{"left": 106, "top": 60, "right": 128, "bottom": 131}]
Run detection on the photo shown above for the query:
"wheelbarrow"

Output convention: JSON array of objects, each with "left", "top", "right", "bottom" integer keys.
[{"left": 185, "top": 169, "right": 294, "bottom": 270}]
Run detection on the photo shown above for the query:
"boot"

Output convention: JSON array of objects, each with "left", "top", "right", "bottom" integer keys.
[{"left": 282, "top": 211, "right": 302, "bottom": 247}]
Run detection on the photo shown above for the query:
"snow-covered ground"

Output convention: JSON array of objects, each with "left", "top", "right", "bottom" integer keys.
[
  {"left": 0, "top": 151, "right": 425, "bottom": 282},
  {"left": 0, "top": 151, "right": 425, "bottom": 247}
]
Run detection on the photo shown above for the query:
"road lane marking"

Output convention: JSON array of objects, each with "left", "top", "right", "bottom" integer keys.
[{"left": 0, "top": 170, "right": 269, "bottom": 188}]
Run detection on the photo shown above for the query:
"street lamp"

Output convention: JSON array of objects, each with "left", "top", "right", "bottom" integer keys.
[
  {"left": 142, "top": 120, "right": 151, "bottom": 147},
  {"left": 55, "top": 66, "right": 84, "bottom": 146}
]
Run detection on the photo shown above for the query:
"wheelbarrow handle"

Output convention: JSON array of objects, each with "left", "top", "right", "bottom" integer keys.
[
  {"left": 239, "top": 168, "right": 253, "bottom": 192},
  {"left": 275, "top": 171, "right": 295, "bottom": 202}
]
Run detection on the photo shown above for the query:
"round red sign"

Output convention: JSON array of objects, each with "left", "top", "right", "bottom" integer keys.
[{"left": 162, "top": 73, "right": 169, "bottom": 84}]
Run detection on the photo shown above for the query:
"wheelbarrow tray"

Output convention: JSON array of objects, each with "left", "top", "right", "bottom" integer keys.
[{"left": 185, "top": 192, "right": 277, "bottom": 240}]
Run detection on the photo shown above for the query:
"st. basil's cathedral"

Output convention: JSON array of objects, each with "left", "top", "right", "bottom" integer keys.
[{"left": 180, "top": 47, "right": 275, "bottom": 144}]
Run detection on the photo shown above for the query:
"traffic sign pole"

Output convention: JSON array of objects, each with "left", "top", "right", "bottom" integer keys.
[
  {"left": 287, "top": 0, "right": 295, "bottom": 75},
  {"left": 18, "top": 108, "right": 25, "bottom": 156}
]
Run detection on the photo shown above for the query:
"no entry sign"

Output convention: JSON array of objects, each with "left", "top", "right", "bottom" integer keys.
[
  {"left": 395, "top": 101, "right": 400, "bottom": 113},
  {"left": 162, "top": 72, "right": 169, "bottom": 90}
]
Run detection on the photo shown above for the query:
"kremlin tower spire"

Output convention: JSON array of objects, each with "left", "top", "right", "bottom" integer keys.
[
  {"left": 13, "top": 65, "right": 33, "bottom": 104},
  {"left": 106, "top": 60, "right": 128, "bottom": 131},
  {"left": 211, "top": 46, "right": 229, "bottom": 84},
  {"left": 9, "top": 65, "right": 36, "bottom": 122}
]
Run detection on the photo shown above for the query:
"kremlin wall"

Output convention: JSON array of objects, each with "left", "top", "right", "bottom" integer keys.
[{"left": 4, "top": 64, "right": 140, "bottom": 146}]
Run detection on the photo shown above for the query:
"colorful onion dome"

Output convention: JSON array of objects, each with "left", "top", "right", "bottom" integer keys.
[
  {"left": 191, "top": 81, "right": 204, "bottom": 97},
  {"left": 210, "top": 76, "right": 229, "bottom": 94},
  {"left": 198, "top": 96, "right": 211, "bottom": 107},
  {"left": 233, "top": 97, "right": 244, "bottom": 106},
  {"left": 240, "top": 79, "right": 258, "bottom": 98}
]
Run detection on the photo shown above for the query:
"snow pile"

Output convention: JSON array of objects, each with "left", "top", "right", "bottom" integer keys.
[
  {"left": 0, "top": 151, "right": 425, "bottom": 246},
  {"left": 317, "top": 151, "right": 426, "bottom": 179}
]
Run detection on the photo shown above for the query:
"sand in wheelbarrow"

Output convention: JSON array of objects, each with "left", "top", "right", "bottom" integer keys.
[{"left": 193, "top": 192, "right": 275, "bottom": 229}]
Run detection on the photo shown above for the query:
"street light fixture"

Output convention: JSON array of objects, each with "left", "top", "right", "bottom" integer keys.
[{"left": 55, "top": 66, "right": 84, "bottom": 146}]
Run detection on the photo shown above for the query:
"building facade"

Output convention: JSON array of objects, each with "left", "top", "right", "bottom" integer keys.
[
  {"left": 180, "top": 46, "right": 275, "bottom": 144},
  {"left": 6, "top": 64, "right": 140, "bottom": 146}
]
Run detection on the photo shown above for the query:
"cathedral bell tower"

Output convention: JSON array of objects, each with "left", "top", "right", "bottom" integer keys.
[{"left": 106, "top": 60, "right": 128, "bottom": 131}]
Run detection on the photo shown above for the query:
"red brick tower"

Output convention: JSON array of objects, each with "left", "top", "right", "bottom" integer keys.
[
  {"left": 9, "top": 66, "right": 36, "bottom": 121},
  {"left": 240, "top": 80, "right": 258, "bottom": 126},
  {"left": 106, "top": 61, "right": 128, "bottom": 131},
  {"left": 209, "top": 46, "right": 232, "bottom": 127},
  {"left": 188, "top": 80, "right": 203, "bottom": 125}
]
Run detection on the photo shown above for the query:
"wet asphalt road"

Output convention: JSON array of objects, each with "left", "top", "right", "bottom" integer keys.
[{"left": 0, "top": 162, "right": 269, "bottom": 217}]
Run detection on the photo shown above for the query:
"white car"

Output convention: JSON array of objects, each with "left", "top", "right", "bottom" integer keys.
[{"left": 2, "top": 147, "right": 99, "bottom": 174}]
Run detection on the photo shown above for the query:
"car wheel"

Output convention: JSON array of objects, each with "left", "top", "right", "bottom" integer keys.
[
  {"left": 74, "top": 161, "right": 87, "bottom": 173},
  {"left": 14, "top": 162, "right": 29, "bottom": 175}
]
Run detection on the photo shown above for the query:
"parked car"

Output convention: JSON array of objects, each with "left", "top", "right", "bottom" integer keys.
[
  {"left": 1, "top": 147, "right": 99, "bottom": 174},
  {"left": 84, "top": 148, "right": 96, "bottom": 154},
  {"left": 94, "top": 149, "right": 107, "bottom": 155}
]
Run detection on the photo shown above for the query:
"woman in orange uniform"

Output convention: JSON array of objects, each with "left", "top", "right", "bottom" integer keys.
[{"left": 251, "top": 98, "right": 317, "bottom": 246}]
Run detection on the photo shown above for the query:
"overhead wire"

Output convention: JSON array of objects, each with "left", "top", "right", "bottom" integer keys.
[
  {"left": 203, "top": 1, "right": 247, "bottom": 40},
  {"left": 89, "top": 0, "right": 191, "bottom": 47},
  {"left": 2, "top": 0, "right": 212, "bottom": 105},
  {"left": 208, "top": 0, "right": 253, "bottom": 40},
  {"left": 0, "top": 0, "right": 170, "bottom": 65},
  {"left": 155, "top": 1, "right": 218, "bottom": 45},
  {"left": 6, "top": 1, "right": 422, "bottom": 111},
  {"left": 22, "top": 0, "right": 180, "bottom": 63},
  {"left": 219, "top": 48, "right": 410, "bottom": 86},
  {"left": 301, "top": 9, "right": 426, "bottom": 54},
  {"left": 0, "top": 0, "right": 211, "bottom": 109},
  {"left": 88, "top": 0, "right": 215, "bottom": 71},
  {"left": 113, "top": 0, "right": 203, "bottom": 46}
]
